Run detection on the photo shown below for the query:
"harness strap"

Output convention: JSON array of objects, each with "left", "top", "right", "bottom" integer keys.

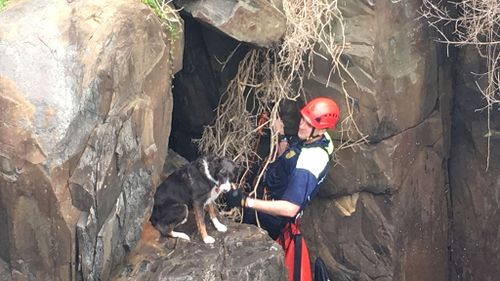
[
  {"left": 293, "top": 233, "right": 302, "bottom": 281},
  {"left": 319, "top": 145, "right": 334, "bottom": 162}
]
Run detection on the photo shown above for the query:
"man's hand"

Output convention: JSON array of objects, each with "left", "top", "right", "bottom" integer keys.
[
  {"left": 225, "top": 189, "right": 247, "bottom": 208},
  {"left": 272, "top": 117, "right": 285, "bottom": 135},
  {"left": 276, "top": 135, "right": 289, "bottom": 157}
]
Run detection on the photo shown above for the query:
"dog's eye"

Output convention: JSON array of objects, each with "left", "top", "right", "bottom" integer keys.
[{"left": 219, "top": 170, "right": 235, "bottom": 180}]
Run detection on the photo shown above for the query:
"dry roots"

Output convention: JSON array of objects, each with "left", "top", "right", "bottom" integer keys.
[{"left": 197, "top": 0, "right": 367, "bottom": 214}]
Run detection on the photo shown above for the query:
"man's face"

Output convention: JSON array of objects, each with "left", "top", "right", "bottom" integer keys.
[{"left": 298, "top": 117, "right": 314, "bottom": 140}]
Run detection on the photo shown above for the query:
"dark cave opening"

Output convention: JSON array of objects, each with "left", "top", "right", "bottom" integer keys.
[{"left": 168, "top": 15, "right": 252, "bottom": 161}]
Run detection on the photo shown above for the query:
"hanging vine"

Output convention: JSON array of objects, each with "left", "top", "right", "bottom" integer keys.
[{"left": 197, "top": 0, "right": 368, "bottom": 196}]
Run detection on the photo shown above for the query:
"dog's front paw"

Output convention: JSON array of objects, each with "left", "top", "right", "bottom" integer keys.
[
  {"left": 203, "top": 235, "right": 215, "bottom": 244},
  {"left": 215, "top": 223, "right": 227, "bottom": 232},
  {"left": 171, "top": 231, "right": 191, "bottom": 241},
  {"left": 212, "top": 218, "right": 227, "bottom": 232}
]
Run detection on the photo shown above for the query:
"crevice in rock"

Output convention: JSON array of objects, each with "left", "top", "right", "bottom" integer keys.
[
  {"left": 369, "top": 108, "right": 436, "bottom": 145},
  {"left": 349, "top": 41, "right": 375, "bottom": 47}
]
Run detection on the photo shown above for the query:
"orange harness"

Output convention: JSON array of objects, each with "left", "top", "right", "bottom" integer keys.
[{"left": 276, "top": 216, "right": 312, "bottom": 281}]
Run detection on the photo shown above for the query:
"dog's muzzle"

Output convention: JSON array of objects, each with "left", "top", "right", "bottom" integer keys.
[{"left": 219, "top": 181, "right": 232, "bottom": 193}]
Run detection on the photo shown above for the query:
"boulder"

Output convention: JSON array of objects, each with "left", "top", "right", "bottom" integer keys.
[
  {"left": 112, "top": 220, "right": 286, "bottom": 281},
  {"left": 174, "top": 0, "right": 286, "bottom": 47},
  {"left": 0, "top": 0, "right": 182, "bottom": 280}
]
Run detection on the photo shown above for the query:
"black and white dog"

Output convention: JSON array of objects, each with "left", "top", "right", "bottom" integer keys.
[{"left": 150, "top": 155, "right": 239, "bottom": 243}]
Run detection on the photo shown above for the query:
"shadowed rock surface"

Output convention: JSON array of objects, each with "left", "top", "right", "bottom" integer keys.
[{"left": 448, "top": 47, "right": 500, "bottom": 281}]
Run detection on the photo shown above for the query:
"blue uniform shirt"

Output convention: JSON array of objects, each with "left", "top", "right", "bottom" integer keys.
[
  {"left": 266, "top": 132, "right": 334, "bottom": 210},
  {"left": 244, "top": 132, "right": 334, "bottom": 239}
]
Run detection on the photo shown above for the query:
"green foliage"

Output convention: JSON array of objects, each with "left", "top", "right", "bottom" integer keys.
[
  {"left": 142, "top": 0, "right": 163, "bottom": 18},
  {"left": 164, "top": 22, "right": 179, "bottom": 40},
  {"left": 141, "top": 0, "right": 180, "bottom": 40},
  {"left": 0, "top": 0, "right": 9, "bottom": 11}
]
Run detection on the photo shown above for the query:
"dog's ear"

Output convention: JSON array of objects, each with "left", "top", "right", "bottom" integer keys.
[
  {"left": 237, "top": 164, "right": 244, "bottom": 178},
  {"left": 226, "top": 159, "right": 241, "bottom": 181},
  {"left": 203, "top": 153, "right": 219, "bottom": 163}
]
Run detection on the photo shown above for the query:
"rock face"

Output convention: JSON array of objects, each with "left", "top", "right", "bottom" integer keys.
[
  {"left": 299, "top": 0, "right": 450, "bottom": 280},
  {"left": 448, "top": 47, "right": 500, "bottom": 281},
  {"left": 303, "top": 115, "right": 448, "bottom": 281},
  {"left": 0, "top": 0, "right": 182, "bottom": 280},
  {"left": 173, "top": 0, "right": 286, "bottom": 47}
]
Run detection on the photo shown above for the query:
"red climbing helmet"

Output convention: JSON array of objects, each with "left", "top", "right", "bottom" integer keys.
[{"left": 300, "top": 97, "right": 340, "bottom": 129}]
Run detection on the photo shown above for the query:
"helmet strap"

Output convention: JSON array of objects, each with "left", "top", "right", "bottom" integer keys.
[{"left": 305, "top": 128, "right": 322, "bottom": 143}]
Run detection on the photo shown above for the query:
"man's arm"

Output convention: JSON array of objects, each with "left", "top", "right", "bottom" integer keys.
[{"left": 246, "top": 197, "right": 300, "bottom": 218}]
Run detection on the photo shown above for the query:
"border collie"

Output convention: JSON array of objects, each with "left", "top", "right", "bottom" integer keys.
[{"left": 150, "top": 155, "right": 238, "bottom": 243}]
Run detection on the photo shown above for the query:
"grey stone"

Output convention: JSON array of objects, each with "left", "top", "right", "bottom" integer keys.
[
  {"left": 112, "top": 221, "right": 286, "bottom": 281},
  {"left": 174, "top": 0, "right": 286, "bottom": 47}
]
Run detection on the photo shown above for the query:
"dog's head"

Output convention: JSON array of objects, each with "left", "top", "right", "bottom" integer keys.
[{"left": 202, "top": 155, "right": 239, "bottom": 193}]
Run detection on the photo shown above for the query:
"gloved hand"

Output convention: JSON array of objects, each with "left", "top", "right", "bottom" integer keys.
[{"left": 225, "top": 188, "right": 247, "bottom": 208}]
